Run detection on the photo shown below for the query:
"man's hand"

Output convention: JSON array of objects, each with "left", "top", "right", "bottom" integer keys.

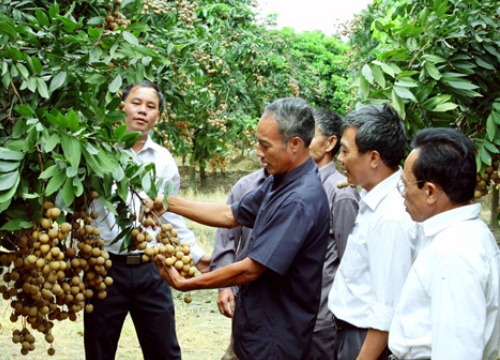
[
  {"left": 155, "top": 254, "right": 187, "bottom": 291},
  {"left": 195, "top": 254, "right": 211, "bottom": 274},
  {"left": 217, "top": 289, "right": 236, "bottom": 318}
]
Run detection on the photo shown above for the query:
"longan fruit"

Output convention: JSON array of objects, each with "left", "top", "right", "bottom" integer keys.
[{"left": 183, "top": 294, "right": 192, "bottom": 303}]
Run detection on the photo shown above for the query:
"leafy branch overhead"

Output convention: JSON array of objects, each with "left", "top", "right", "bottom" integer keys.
[{"left": 348, "top": 0, "right": 499, "bottom": 175}]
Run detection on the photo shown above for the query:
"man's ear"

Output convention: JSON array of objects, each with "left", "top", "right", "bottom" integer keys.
[
  {"left": 425, "top": 182, "right": 440, "bottom": 204},
  {"left": 325, "top": 135, "right": 337, "bottom": 153},
  {"left": 368, "top": 150, "right": 381, "bottom": 168},
  {"left": 290, "top": 136, "right": 302, "bottom": 151}
]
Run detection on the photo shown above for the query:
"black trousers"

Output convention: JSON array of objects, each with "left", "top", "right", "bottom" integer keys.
[
  {"left": 84, "top": 260, "right": 181, "bottom": 360},
  {"left": 307, "top": 326, "right": 337, "bottom": 360},
  {"left": 334, "top": 318, "right": 391, "bottom": 360}
]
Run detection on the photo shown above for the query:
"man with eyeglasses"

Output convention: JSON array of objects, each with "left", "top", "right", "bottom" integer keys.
[
  {"left": 327, "top": 103, "right": 416, "bottom": 360},
  {"left": 389, "top": 128, "right": 500, "bottom": 360}
]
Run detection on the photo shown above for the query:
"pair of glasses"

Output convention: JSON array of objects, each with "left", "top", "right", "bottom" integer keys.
[{"left": 396, "top": 179, "right": 426, "bottom": 194}]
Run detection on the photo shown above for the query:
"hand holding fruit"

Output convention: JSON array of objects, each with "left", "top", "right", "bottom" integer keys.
[{"left": 154, "top": 254, "right": 188, "bottom": 291}]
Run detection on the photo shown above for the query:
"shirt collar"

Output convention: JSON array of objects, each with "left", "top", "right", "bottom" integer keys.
[
  {"left": 360, "top": 168, "right": 402, "bottom": 212},
  {"left": 272, "top": 157, "right": 317, "bottom": 188},
  {"left": 318, "top": 162, "right": 337, "bottom": 183},
  {"left": 421, "top": 203, "right": 481, "bottom": 238},
  {"left": 135, "top": 135, "right": 156, "bottom": 154}
]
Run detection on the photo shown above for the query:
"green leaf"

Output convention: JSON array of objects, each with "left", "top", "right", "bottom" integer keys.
[
  {"left": 117, "top": 178, "right": 129, "bottom": 202},
  {"left": 67, "top": 109, "right": 80, "bottom": 132},
  {"left": 432, "top": 103, "right": 458, "bottom": 112},
  {"left": 43, "top": 133, "right": 60, "bottom": 152},
  {"left": 424, "top": 62, "right": 441, "bottom": 80},
  {"left": 36, "top": 78, "right": 49, "bottom": 98},
  {"left": 0, "top": 218, "right": 33, "bottom": 231},
  {"left": 0, "top": 171, "right": 20, "bottom": 191},
  {"left": 141, "top": 173, "right": 152, "bottom": 193},
  {"left": 479, "top": 145, "right": 492, "bottom": 166},
  {"left": 121, "top": 132, "right": 141, "bottom": 149},
  {"left": 109, "top": 74, "right": 122, "bottom": 93},
  {"left": 45, "top": 169, "right": 66, "bottom": 196},
  {"left": 86, "top": 143, "right": 99, "bottom": 155},
  {"left": 0, "top": 161, "right": 20, "bottom": 172},
  {"left": 39, "top": 164, "right": 60, "bottom": 179},
  {"left": 73, "top": 177, "right": 84, "bottom": 197},
  {"left": 484, "top": 140, "right": 499, "bottom": 154},
  {"left": 359, "top": 76, "right": 370, "bottom": 101},
  {"left": 114, "top": 124, "right": 128, "bottom": 140},
  {"left": 0, "top": 148, "right": 24, "bottom": 161},
  {"left": 361, "top": 64, "right": 374, "bottom": 83},
  {"left": 35, "top": 8, "right": 50, "bottom": 27},
  {"left": 87, "top": 17, "right": 103, "bottom": 25},
  {"left": 31, "top": 56, "right": 42, "bottom": 75},
  {"left": 49, "top": 2, "right": 60, "bottom": 18},
  {"left": 122, "top": 31, "right": 139, "bottom": 46},
  {"left": 49, "top": 71, "right": 67, "bottom": 92},
  {"left": 61, "top": 177, "right": 75, "bottom": 206},
  {"left": 371, "top": 64, "right": 386, "bottom": 88},
  {"left": 393, "top": 86, "right": 416, "bottom": 101},
  {"left": 391, "top": 90, "right": 405, "bottom": 119},
  {"left": 476, "top": 57, "right": 495, "bottom": 71},
  {"left": 372, "top": 61, "right": 395, "bottom": 78},
  {"left": 0, "top": 171, "right": 20, "bottom": 203},
  {"left": 441, "top": 79, "right": 479, "bottom": 90},
  {"left": 422, "top": 54, "right": 447, "bottom": 63},
  {"left": 60, "top": 135, "right": 82, "bottom": 169},
  {"left": 486, "top": 113, "right": 496, "bottom": 141},
  {"left": 16, "top": 63, "right": 29, "bottom": 79}
]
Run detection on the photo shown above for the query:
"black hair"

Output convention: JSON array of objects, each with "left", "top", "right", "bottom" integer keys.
[
  {"left": 121, "top": 80, "right": 165, "bottom": 110},
  {"left": 313, "top": 108, "right": 343, "bottom": 156},
  {"left": 412, "top": 127, "right": 476, "bottom": 204},
  {"left": 342, "top": 103, "right": 407, "bottom": 168},
  {"left": 263, "top": 97, "right": 315, "bottom": 147}
]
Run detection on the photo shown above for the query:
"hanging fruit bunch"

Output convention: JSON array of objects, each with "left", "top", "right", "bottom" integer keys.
[
  {"left": 0, "top": 201, "right": 113, "bottom": 356},
  {"left": 474, "top": 159, "right": 500, "bottom": 199}
]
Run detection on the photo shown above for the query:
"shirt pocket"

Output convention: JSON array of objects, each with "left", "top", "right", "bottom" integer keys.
[{"left": 340, "top": 236, "right": 367, "bottom": 280}]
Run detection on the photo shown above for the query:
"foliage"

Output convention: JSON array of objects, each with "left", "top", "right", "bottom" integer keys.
[
  {"left": 0, "top": 0, "right": 353, "bottom": 238},
  {"left": 277, "top": 28, "right": 353, "bottom": 114},
  {"left": 347, "top": 0, "right": 500, "bottom": 173}
]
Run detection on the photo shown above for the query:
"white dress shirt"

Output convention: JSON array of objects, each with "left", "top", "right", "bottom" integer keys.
[
  {"left": 389, "top": 204, "right": 500, "bottom": 360},
  {"left": 328, "top": 169, "right": 416, "bottom": 331},
  {"left": 91, "top": 136, "right": 205, "bottom": 262}
]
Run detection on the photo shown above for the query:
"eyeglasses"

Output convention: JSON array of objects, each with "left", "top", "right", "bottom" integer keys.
[{"left": 396, "top": 179, "right": 426, "bottom": 194}]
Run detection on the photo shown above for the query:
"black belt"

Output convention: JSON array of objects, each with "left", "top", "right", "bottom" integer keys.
[
  {"left": 109, "top": 252, "right": 145, "bottom": 265},
  {"left": 333, "top": 316, "right": 356, "bottom": 331}
]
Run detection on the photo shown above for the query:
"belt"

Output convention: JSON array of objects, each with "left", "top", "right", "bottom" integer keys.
[
  {"left": 109, "top": 252, "right": 145, "bottom": 265},
  {"left": 333, "top": 316, "right": 356, "bottom": 331}
]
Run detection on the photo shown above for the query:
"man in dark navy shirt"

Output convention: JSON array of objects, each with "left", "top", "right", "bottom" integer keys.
[{"left": 152, "top": 98, "right": 330, "bottom": 360}]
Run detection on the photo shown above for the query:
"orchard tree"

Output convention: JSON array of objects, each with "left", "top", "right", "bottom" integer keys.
[{"left": 347, "top": 0, "right": 500, "bottom": 225}]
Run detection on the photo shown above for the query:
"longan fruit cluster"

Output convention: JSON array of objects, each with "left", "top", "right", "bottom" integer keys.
[
  {"left": 475, "top": 160, "right": 500, "bottom": 199},
  {"left": 142, "top": 0, "right": 172, "bottom": 15},
  {"left": 104, "top": 11, "right": 131, "bottom": 31},
  {"left": 207, "top": 117, "right": 227, "bottom": 133},
  {"left": 0, "top": 202, "right": 113, "bottom": 356},
  {"left": 209, "top": 154, "right": 227, "bottom": 173},
  {"left": 174, "top": 0, "right": 198, "bottom": 26}
]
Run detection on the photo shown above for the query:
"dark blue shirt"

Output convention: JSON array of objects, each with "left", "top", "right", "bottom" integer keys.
[{"left": 231, "top": 158, "right": 330, "bottom": 360}]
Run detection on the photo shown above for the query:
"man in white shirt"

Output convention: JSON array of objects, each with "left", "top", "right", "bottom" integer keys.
[
  {"left": 389, "top": 127, "right": 500, "bottom": 360},
  {"left": 84, "top": 81, "right": 210, "bottom": 360},
  {"left": 327, "top": 103, "right": 416, "bottom": 360}
]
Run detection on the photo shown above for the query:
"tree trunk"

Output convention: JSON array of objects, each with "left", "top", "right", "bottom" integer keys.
[
  {"left": 490, "top": 186, "right": 499, "bottom": 229},
  {"left": 189, "top": 166, "right": 196, "bottom": 190}
]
